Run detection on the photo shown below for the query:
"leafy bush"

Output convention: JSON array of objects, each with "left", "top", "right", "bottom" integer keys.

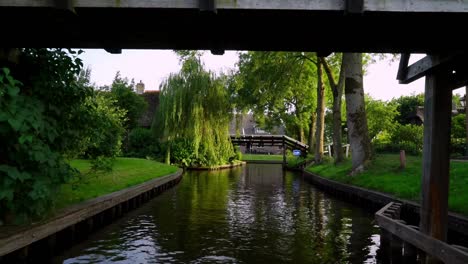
[
  {"left": 81, "top": 93, "right": 126, "bottom": 159},
  {"left": 451, "top": 138, "right": 467, "bottom": 157},
  {"left": 126, "top": 127, "right": 161, "bottom": 158},
  {"left": 0, "top": 49, "right": 91, "bottom": 223},
  {"left": 170, "top": 139, "right": 196, "bottom": 167},
  {"left": 90, "top": 156, "right": 115, "bottom": 174},
  {"left": 234, "top": 146, "right": 242, "bottom": 161},
  {"left": 374, "top": 124, "right": 423, "bottom": 155}
]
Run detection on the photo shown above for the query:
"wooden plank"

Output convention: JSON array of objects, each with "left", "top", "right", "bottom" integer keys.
[
  {"left": 398, "top": 54, "right": 452, "bottom": 84},
  {"left": 365, "top": 0, "right": 468, "bottom": 12},
  {"left": 0, "top": 0, "right": 345, "bottom": 10},
  {"left": 2, "top": 0, "right": 468, "bottom": 13},
  {"left": 0, "top": 169, "right": 183, "bottom": 256},
  {"left": 375, "top": 213, "right": 468, "bottom": 264},
  {"left": 420, "top": 65, "right": 452, "bottom": 242}
]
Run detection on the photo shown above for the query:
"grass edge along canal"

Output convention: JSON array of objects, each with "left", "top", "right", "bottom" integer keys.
[
  {"left": 57, "top": 158, "right": 178, "bottom": 209},
  {"left": 306, "top": 153, "right": 468, "bottom": 216}
]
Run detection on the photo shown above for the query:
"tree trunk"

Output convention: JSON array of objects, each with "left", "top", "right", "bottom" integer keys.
[
  {"left": 315, "top": 59, "right": 325, "bottom": 163},
  {"left": 321, "top": 56, "right": 345, "bottom": 163},
  {"left": 308, "top": 112, "right": 316, "bottom": 153},
  {"left": 466, "top": 86, "right": 468, "bottom": 156},
  {"left": 343, "top": 53, "right": 372, "bottom": 174}
]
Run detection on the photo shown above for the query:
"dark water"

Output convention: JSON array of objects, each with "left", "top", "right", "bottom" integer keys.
[{"left": 55, "top": 164, "right": 381, "bottom": 264}]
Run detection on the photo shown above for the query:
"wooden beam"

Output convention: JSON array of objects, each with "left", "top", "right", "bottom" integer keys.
[
  {"left": 376, "top": 209, "right": 468, "bottom": 264},
  {"left": 398, "top": 52, "right": 468, "bottom": 85},
  {"left": 420, "top": 59, "right": 452, "bottom": 244},
  {"left": 396, "top": 53, "right": 410, "bottom": 81},
  {"left": 346, "top": 0, "right": 364, "bottom": 14},
  {"left": 199, "top": 0, "right": 216, "bottom": 13}
]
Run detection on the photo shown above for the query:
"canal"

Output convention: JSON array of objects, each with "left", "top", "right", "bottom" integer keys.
[{"left": 54, "top": 164, "right": 381, "bottom": 264}]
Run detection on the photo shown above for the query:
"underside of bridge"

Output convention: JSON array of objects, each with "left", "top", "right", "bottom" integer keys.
[{"left": 1, "top": 0, "right": 468, "bottom": 53}]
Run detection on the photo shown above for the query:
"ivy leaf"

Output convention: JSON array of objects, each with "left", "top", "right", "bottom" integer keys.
[
  {"left": 7, "top": 118, "right": 22, "bottom": 131},
  {"left": 19, "top": 135, "right": 33, "bottom": 144},
  {"left": 0, "top": 165, "right": 20, "bottom": 180},
  {"left": 34, "top": 151, "right": 47, "bottom": 163},
  {"left": 7, "top": 85, "right": 20, "bottom": 97},
  {"left": 0, "top": 112, "right": 8, "bottom": 122},
  {"left": 0, "top": 189, "right": 14, "bottom": 201}
]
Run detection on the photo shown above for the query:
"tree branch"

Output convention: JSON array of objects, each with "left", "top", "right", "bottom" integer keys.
[{"left": 320, "top": 57, "right": 338, "bottom": 97}]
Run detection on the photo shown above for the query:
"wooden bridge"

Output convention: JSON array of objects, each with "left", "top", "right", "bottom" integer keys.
[{"left": 230, "top": 134, "right": 308, "bottom": 155}]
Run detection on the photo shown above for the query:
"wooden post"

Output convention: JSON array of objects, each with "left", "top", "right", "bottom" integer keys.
[
  {"left": 400, "top": 150, "right": 406, "bottom": 169},
  {"left": 420, "top": 64, "right": 452, "bottom": 263},
  {"left": 378, "top": 229, "right": 392, "bottom": 264},
  {"left": 282, "top": 138, "right": 287, "bottom": 168}
]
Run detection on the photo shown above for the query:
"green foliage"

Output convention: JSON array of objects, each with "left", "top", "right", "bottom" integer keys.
[
  {"left": 233, "top": 52, "right": 319, "bottom": 141},
  {"left": 234, "top": 146, "right": 242, "bottom": 161},
  {"left": 90, "top": 156, "right": 115, "bottom": 174},
  {"left": 0, "top": 49, "right": 91, "bottom": 223},
  {"left": 126, "top": 127, "right": 161, "bottom": 158},
  {"left": 365, "top": 95, "right": 398, "bottom": 141},
  {"left": 154, "top": 54, "right": 235, "bottom": 167},
  {"left": 390, "top": 93, "right": 424, "bottom": 125},
  {"left": 375, "top": 124, "right": 423, "bottom": 155},
  {"left": 102, "top": 72, "right": 148, "bottom": 130},
  {"left": 80, "top": 93, "right": 126, "bottom": 159},
  {"left": 451, "top": 114, "right": 467, "bottom": 156},
  {"left": 452, "top": 114, "right": 466, "bottom": 139}
]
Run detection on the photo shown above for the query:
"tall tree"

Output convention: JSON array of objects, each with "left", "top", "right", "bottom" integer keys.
[
  {"left": 314, "top": 59, "right": 325, "bottom": 163},
  {"left": 365, "top": 95, "right": 398, "bottom": 142},
  {"left": 390, "top": 93, "right": 425, "bottom": 125},
  {"left": 320, "top": 55, "right": 345, "bottom": 163},
  {"left": 154, "top": 53, "right": 235, "bottom": 166},
  {"left": 234, "top": 52, "right": 317, "bottom": 143},
  {"left": 103, "top": 72, "right": 148, "bottom": 130},
  {"left": 343, "top": 53, "right": 372, "bottom": 174}
]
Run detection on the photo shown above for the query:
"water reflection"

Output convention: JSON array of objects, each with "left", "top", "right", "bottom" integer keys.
[{"left": 56, "top": 164, "right": 380, "bottom": 264}]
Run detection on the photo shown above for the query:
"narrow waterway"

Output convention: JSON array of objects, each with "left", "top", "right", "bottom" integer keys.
[{"left": 55, "top": 164, "right": 381, "bottom": 264}]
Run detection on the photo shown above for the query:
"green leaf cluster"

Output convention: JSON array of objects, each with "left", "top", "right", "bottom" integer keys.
[{"left": 0, "top": 49, "right": 91, "bottom": 223}]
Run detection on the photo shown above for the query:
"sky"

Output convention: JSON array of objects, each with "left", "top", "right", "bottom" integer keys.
[{"left": 78, "top": 50, "right": 465, "bottom": 101}]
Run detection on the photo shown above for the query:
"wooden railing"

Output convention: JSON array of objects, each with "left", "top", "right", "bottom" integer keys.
[{"left": 375, "top": 202, "right": 468, "bottom": 263}]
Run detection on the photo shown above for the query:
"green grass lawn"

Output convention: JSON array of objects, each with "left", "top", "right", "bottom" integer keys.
[
  {"left": 56, "top": 158, "right": 178, "bottom": 209},
  {"left": 306, "top": 154, "right": 468, "bottom": 216},
  {"left": 242, "top": 154, "right": 283, "bottom": 161}
]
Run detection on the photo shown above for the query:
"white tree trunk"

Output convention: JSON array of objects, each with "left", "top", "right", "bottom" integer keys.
[
  {"left": 343, "top": 53, "right": 372, "bottom": 174},
  {"left": 465, "top": 86, "right": 468, "bottom": 156},
  {"left": 315, "top": 60, "right": 325, "bottom": 163}
]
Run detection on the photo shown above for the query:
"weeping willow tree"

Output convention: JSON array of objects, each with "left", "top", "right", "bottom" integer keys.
[{"left": 154, "top": 54, "right": 235, "bottom": 167}]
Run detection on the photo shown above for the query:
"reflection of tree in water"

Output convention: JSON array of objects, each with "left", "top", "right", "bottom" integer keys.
[{"left": 60, "top": 165, "right": 381, "bottom": 264}]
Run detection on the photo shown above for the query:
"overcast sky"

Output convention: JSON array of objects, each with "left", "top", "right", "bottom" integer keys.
[{"left": 79, "top": 50, "right": 465, "bottom": 101}]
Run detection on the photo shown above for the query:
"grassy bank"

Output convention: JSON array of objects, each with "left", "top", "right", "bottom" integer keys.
[
  {"left": 56, "top": 158, "right": 178, "bottom": 209},
  {"left": 242, "top": 154, "right": 283, "bottom": 161},
  {"left": 306, "top": 154, "right": 468, "bottom": 216}
]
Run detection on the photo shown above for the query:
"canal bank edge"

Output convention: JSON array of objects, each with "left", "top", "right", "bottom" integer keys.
[
  {"left": 302, "top": 170, "right": 468, "bottom": 237},
  {"left": 187, "top": 161, "right": 246, "bottom": 170},
  {"left": 0, "top": 168, "right": 183, "bottom": 257}
]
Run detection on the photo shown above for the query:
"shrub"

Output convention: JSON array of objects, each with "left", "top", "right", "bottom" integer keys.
[
  {"left": 126, "top": 127, "right": 161, "bottom": 158},
  {"left": 374, "top": 124, "right": 423, "bottom": 155},
  {"left": 0, "top": 49, "right": 91, "bottom": 223}
]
